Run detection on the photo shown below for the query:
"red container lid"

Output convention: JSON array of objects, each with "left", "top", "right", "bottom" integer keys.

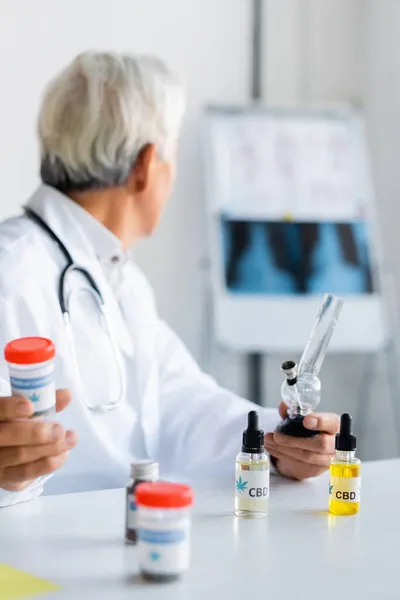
[
  {"left": 4, "top": 337, "right": 55, "bottom": 365},
  {"left": 135, "top": 482, "right": 194, "bottom": 509}
]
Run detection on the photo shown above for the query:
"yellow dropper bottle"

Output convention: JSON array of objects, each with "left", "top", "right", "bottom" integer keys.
[{"left": 329, "top": 413, "right": 361, "bottom": 516}]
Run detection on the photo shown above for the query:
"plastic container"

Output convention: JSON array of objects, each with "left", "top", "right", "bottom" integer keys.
[
  {"left": 4, "top": 337, "right": 56, "bottom": 417},
  {"left": 135, "top": 482, "right": 194, "bottom": 582}
]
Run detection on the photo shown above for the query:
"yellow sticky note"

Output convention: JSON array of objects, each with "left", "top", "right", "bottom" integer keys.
[{"left": 0, "top": 564, "right": 59, "bottom": 600}]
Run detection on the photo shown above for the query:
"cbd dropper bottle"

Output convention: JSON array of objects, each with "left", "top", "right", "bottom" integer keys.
[
  {"left": 329, "top": 413, "right": 361, "bottom": 516},
  {"left": 235, "top": 411, "right": 269, "bottom": 518}
]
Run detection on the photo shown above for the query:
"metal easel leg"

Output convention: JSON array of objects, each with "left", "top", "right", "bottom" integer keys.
[
  {"left": 248, "top": 353, "right": 263, "bottom": 405},
  {"left": 247, "top": 0, "right": 265, "bottom": 407}
]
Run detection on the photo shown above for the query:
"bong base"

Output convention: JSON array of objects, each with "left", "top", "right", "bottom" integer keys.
[{"left": 276, "top": 415, "right": 319, "bottom": 438}]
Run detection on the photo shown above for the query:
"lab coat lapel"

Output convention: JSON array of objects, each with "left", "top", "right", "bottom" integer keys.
[{"left": 70, "top": 251, "right": 134, "bottom": 358}]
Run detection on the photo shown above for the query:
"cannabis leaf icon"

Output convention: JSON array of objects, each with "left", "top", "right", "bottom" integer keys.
[
  {"left": 149, "top": 551, "right": 161, "bottom": 562},
  {"left": 29, "top": 393, "right": 40, "bottom": 403},
  {"left": 236, "top": 476, "right": 248, "bottom": 492}
]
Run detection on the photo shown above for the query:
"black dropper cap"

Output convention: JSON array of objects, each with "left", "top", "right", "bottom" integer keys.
[
  {"left": 335, "top": 413, "right": 357, "bottom": 451},
  {"left": 242, "top": 410, "right": 264, "bottom": 453}
]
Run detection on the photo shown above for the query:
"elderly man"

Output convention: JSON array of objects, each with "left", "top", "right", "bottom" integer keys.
[{"left": 0, "top": 52, "right": 339, "bottom": 506}]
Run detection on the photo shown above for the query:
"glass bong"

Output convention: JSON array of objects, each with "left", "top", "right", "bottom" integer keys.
[{"left": 277, "top": 294, "right": 344, "bottom": 438}]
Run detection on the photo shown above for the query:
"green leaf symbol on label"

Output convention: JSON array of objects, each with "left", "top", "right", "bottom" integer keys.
[
  {"left": 149, "top": 551, "right": 161, "bottom": 562},
  {"left": 329, "top": 484, "right": 333, "bottom": 495},
  {"left": 236, "top": 475, "right": 248, "bottom": 492}
]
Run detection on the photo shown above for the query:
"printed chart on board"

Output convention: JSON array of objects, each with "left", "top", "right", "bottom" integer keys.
[
  {"left": 208, "top": 110, "right": 365, "bottom": 222},
  {"left": 203, "top": 106, "right": 385, "bottom": 352}
]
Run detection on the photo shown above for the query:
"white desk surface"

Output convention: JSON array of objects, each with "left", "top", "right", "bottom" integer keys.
[{"left": 0, "top": 459, "right": 397, "bottom": 600}]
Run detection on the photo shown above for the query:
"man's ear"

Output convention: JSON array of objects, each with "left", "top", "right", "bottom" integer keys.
[{"left": 129, "top": 143, "right": 157, "bottom": 193}]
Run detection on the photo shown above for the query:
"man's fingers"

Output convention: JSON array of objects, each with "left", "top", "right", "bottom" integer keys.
[
  {"left": 278, "top": 402, "right": 288, "bottom": 420},
  {"left": 0, "top": 420, "right": 65, "bottom": 447},
  {"left": 267, "top": 431, "right": 335, "bottom": 454},
  {"left": 265, "top": 441, "right": 331, "bottom": 467},
  {"left": 2, "top": 452, "right": 70, "bottom": 482},
  {"left": 303, "top": 412, "right": 340, "bottom": 435},
  {"left": 0, "top": 396, "right": 33, "bottom": 420},
  {"left": 275, "top": 458, "right": 326, "bottom": 481},
  {"left": 56, "top": 389, "right": 72, "bottom": 413},
  {"left": 0, "top": 431, "right": 77, "bottom": 469},
  {"left": 0, "top": 480, "right": 35, "bottom": 492},
  {"left": 0, "top": 388, "right": 71, "bottom": 420}
]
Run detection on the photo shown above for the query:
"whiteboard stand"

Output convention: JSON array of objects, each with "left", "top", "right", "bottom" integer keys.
[
  {"left": 202, "top": 105, "right": 388, "bottom": 422},
  {"left": 248, "top": 0, "right": 265, "bottom": 406}
]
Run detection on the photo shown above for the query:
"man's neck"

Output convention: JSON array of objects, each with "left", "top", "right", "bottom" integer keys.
[{"left": 68, "top": 188, "right": 140, "bottom": 249}]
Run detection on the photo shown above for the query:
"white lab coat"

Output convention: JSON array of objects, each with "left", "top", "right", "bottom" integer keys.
[{"left": 0, "top": 185, "right": 280, "bottom": 506}]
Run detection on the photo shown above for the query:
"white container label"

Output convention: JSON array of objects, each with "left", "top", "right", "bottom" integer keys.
[
  {"left": 137, "top": 517, "right": 190, "bottom": 576},
  {"left": 127, "top": 494, "right": 137, "bottom": 529},
  {"left": 235, "top": 466, "right": 270, "bottom": 510},
  {"left": 9, "top": 363, "right": 55, "bottom": 414},
  {"left": 329, "top": 476, "right": 361, "bottom": 503}
]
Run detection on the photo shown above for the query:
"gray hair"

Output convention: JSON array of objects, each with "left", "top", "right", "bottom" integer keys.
[{"left": 38, "top": 51, "right": 185, "bottom": 192}]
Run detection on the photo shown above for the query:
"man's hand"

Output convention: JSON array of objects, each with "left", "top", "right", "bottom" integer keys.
[
  {"left": 264, "top": 402, "right": 340, "bottom": 480},
  {"left": 0, "top": 390, "right": 78, "bottom": 492}
]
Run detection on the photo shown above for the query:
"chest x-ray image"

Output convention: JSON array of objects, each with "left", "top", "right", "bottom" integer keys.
[{"left": 222, "top": 218, "right": 373, "bottom": 295}]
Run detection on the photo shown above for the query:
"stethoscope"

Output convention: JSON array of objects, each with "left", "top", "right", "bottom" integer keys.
[{"left": 24, "top": 207, "right": 125, "bottom": 412}]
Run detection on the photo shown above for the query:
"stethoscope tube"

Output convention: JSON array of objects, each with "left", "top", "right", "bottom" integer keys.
[
  {"left": 23, "top": 207, "right": 125, "bottom": 412},
  {"left": 24, "top": 208, "right": 105, "bottom": 312}
]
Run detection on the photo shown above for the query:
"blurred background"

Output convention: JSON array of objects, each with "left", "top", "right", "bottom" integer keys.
[{"left": 0, "top": 0, "right": 399, "bottom": 461}]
